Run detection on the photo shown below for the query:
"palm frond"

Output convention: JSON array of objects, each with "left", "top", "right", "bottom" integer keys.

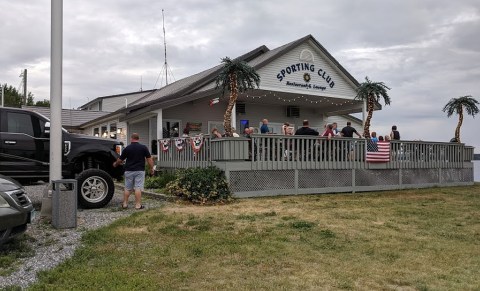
[
  {"left": 443, "top": 95, "right": 479, "bottom": 118},
  {"left": 354, "top": 76, "right": 391, "bottom": 105},
  {"left": 215, "top": 57, "right": 260, "bottom": 96}
]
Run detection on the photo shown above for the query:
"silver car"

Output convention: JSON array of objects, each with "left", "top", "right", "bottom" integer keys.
[{"left": 0, "top": 174, "right": 34, "bottom": 245}]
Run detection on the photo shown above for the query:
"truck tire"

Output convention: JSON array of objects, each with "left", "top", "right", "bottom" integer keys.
[{"left": 77, "top": 169, "right": 115, "bottom": 209}]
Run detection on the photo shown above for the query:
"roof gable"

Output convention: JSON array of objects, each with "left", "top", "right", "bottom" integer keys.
[
  {"left": 255, "top": 40, "right": 358, "bottom": 99},
  {"left": 185, "top": 35, "right": 359, "bottom": 98}
]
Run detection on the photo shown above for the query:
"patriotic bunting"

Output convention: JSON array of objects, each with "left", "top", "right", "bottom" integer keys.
[
  {"left": 159, "top": 139, "right": 170, "bottom": 152},
  {"left": 190, "top": 136, "right": 204, "bottom": 153},
  {"left": 174, "top": 138, "right": 186, "bottom": 151}
]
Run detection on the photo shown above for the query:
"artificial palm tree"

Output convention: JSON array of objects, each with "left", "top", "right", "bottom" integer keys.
[
  {"left": 215, "top": 57, "right": 260, "bottom": 137},
  {"left": 442, "top": 95, "right": 479, "bottom": 143},
  {"left": 354, "top": 77, "right": 391, "bottom": 138}
]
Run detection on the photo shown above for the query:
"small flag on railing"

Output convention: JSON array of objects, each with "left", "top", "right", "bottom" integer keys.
[
  {"left": 209, "top": 97, "right": 220, "bottom": 106},
  {"left": 190, "top": 136, "right": 204, "bottom": 153},
  {"left": 174, "top": 138, "right": 186, "bottom": 151},
  {"left": 366, "top": 140, "right": 390, "bottom": 162}
]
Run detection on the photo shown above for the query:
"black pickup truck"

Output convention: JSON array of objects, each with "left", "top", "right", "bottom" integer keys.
[{"left": 0, "top": 107, "right": 124, "bottom": 208}]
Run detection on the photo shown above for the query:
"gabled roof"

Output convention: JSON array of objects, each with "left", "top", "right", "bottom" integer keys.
[
  {"left": 77, "top": 89, "right": 155, "bottom": 110},
  {"left": 127, "top": 44, "right": 270, "bottom": 110},
  {"left": 23, "top": 106, "right": 109, "bottom": 128},
  {"left": 80, "top": 35, "right": 360, "bottom": 126}
]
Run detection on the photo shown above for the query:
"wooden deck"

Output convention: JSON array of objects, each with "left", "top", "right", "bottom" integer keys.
[{"left": 156, "top": 135, "right": 475, "bottom": 197}]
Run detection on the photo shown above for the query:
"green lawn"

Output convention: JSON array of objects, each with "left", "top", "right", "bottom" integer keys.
[{"left": 28, "top": 185, "right": 480, "bottom": 290}]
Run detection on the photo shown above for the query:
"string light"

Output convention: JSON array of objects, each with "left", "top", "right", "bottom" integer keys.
[{"left": 241, "top": 90, "right": 359, "bottom": 106}]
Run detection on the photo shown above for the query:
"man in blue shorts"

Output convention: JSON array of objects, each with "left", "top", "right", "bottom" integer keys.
[{"left": 113, "top": 133, "right": 154, "bottom": 210}]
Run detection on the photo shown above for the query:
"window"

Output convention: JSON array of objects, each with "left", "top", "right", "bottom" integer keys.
[
  {"left": 101, "top": 126, "right": 107, "bottom": 138},
  {"left": 93, "top": 128, "right": 99, "bottom": 137},
  {"left": 7, "top": 112, "right": 34, "bottom": 136},
  {"left": 208, "top": 121, "right": 225, "bottom": 135},
  {"left": 240, "top": 120, "right": 249, "bottom": 135},
  {"left": 109, "top": 123, "right": 117, "bottom": 139},
  {"left": 162, "top": 120, "right": 180, "bottom": 138}
]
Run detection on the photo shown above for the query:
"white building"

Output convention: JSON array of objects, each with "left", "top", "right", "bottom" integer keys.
[{"left": 79, "top": 35, "right": 371, "bottom": 154}]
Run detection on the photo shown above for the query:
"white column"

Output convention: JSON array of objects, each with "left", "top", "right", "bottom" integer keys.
[
  {"left": 362, "top": 99, "right": 367, "bottom": 128},
  {"left": 154, "top": 109, "right": 163, "bottom": 157},
  {"left": 231, "top": 103, "right": 237, "bottom": 132},
  {"left": 50, "top": 0, "right": 63, "bottom": 181}
]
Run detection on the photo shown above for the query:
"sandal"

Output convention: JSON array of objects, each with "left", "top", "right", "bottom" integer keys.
[
  {"left": 121, "top": 204, "right": 128, "bottom": 209},
  {"left": 135, "top": 205, "right": 145, "bottom": 210}
]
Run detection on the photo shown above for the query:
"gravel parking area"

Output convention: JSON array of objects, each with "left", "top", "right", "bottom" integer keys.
[{"left": 0, "top": 183, "right": 165, "bottom": 289}]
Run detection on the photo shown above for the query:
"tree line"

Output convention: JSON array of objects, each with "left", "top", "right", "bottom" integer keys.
[{"left": 1, "top": 83, "right": 50, "bottom": 107}]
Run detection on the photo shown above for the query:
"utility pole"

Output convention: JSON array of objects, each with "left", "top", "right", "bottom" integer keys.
[
  {"left": 23, "top": 69, "right": 27, "bottom": 105},
  {"left": 1, "top": 84, "right": 4, "bottom": 107}
]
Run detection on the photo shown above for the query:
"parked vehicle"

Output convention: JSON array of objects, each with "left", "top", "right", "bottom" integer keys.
[
  {"left": 0, "top": 107, "right": 124, "bottom": 208},
  {"left": 0, "top": 174, "right": 34, "bottom": 245}
]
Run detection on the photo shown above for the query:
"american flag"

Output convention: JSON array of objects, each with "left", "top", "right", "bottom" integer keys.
[{"left": 366, "top": 140, "right": 390, "bottom": 162}]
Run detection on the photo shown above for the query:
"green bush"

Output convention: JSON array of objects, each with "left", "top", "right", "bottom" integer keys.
[
  {"left": 165, "top": 166, "right": 233, "bottom": 204},
  {"left": 144, "top": 172, "right": 176, "bottom": 189}
]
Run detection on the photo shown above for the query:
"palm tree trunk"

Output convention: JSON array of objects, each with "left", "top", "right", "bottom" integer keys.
[
  {"left": 455, "top": 106, "right": 463, "bottom": 142},
  {"left": 223, "top": 74, "right": 237, "bottom": 137},
  {"left": 363, "top": 95, "right": 374, "bottom": 138}
]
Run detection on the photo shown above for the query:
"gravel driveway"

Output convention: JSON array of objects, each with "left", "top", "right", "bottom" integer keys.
[{"left": 0, "top": 183, "right": 165, "bottom": 289}]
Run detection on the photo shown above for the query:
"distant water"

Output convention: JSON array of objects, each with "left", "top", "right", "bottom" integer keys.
[{"left": 475, "top": 160, "right": 480, "bottom": 182}]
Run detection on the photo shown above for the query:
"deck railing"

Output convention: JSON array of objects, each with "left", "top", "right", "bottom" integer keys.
[{"left": 156, "top": 135, "right": 473, "bottom": 170}]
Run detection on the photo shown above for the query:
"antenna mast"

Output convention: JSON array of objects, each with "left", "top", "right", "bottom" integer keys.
[
  {"left": 162, "top": 9, "right": 168, "bottom": 85},
  {"left": 153, "top": 9, "right": 175, "bottom": 89}
]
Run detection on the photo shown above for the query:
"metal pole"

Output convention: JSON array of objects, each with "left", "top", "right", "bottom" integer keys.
[
  {"left": 23, "top": 69, "right": 27, "bottom": 105},
  {"left": 162, "top": 9, "right": 168, "bottom": 85},
  {"left": 362, "top": 99, "right": 367, "bottom": 129},
  {"left": 50, "top": 0, "right": 63, "bottom": 181}
]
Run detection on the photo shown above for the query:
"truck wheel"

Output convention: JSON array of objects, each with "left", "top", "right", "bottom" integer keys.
[{"left": 77, "top": 169, "right": 114, "bottom": 209}]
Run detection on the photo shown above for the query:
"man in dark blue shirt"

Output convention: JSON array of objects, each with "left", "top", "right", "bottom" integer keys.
[
  {"left": 295, "top": 120, "right": 319, "bottom": 136},
  {"left": 113, "top": 133, "right": 154, "bottom": 210}
]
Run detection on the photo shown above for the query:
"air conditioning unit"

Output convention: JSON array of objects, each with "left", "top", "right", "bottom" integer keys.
[
  {"left": 236, "top": 103, "right": 246, "bottom": 114},
  {"left": 286, "top": 106, "right": 300, "bottom": 117}
]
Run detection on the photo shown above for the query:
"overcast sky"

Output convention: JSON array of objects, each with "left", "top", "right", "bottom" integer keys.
[{"left": 1, "top": 0, "right": 479, "bottom": 150}]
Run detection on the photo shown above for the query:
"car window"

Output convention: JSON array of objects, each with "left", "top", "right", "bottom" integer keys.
[{"left": 7, "top": 112, "right": 34, "bottom": 136}]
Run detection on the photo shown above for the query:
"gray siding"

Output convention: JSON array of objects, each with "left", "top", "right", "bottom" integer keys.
[
  {"left": 102, "top": 92, "right": 150, "bottom": 112},
  {"left": 128, "top": 120, "right": 149, "bottom": 148}
]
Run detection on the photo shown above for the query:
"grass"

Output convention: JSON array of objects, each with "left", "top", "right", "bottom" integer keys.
[
  {"left": 0, "top": 235, "right": 35, "bottom": 277},
  {"left": 26, "top": 185, "right": 480, "bottom": 290}
]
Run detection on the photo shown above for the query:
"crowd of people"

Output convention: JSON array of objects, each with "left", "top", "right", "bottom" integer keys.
[
  {"left": 187, "top": 118, "right": 401, "bottom": 143},
  {"left": 244, "top": 118, "right": 400, "bottom": 141},
  {"left": 173, "top": 119, "right": 401, "bottom": 161}
]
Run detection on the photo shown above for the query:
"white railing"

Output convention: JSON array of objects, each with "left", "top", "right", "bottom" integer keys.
[{"left": 156, "top": 135, "right": 473, "bottom": 171}]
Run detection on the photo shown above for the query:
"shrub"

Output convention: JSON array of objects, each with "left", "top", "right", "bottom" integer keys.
[
  {"left": 165, "top": 166, "right": 233, "bottom": 204},
  {"left": 144, "top": 172, "right": 176, "bottom": 189}
]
